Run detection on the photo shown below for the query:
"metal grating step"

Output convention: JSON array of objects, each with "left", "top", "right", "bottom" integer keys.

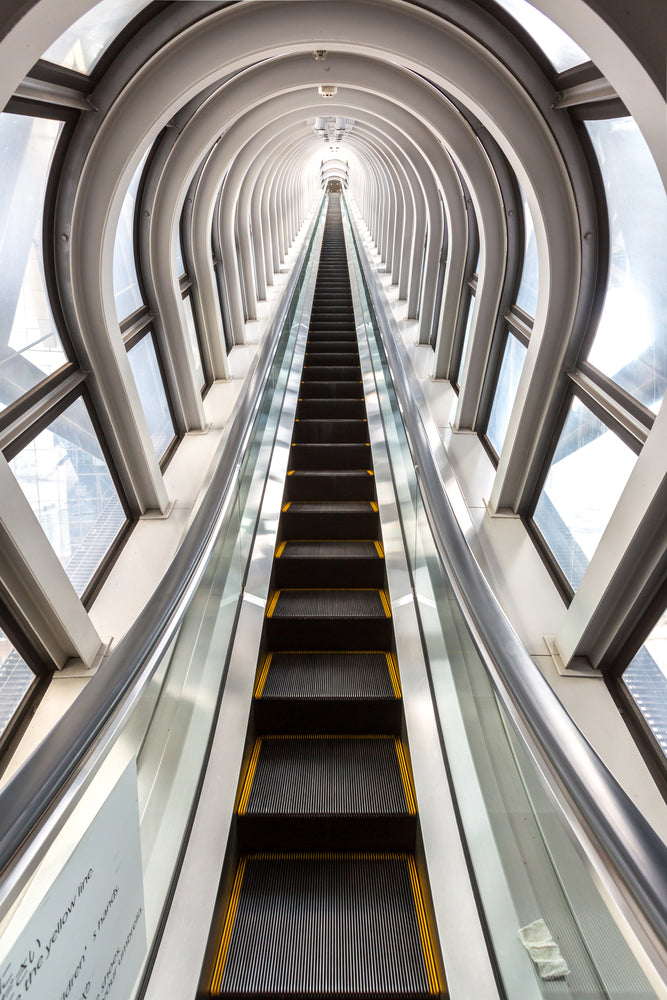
[
  {"left": 269, "top": 589, "right": 389, "bottom": 619},
  {"left": 284, "top": 469, "right": 375, "bottom": 501},
  {"left": 240, "top": 736, "right": 413, "bottom": 816},
  {"left": 282, "top": 501, "right": 375, "bottom": 515},
  {"left": 293, "top": 419, "right": 368, "bottom": 444},
  {"left": 298, "top": 381, "right": 364, "bottom": 398},
  {"left": 257, "top": 651, "right": 399, "bottom": 700},
  {"left": 278, "top": 540, "right": 381, "bottom": 559},
  {"left": 211, "top": 854, "right": 438, "bottom": 997}
]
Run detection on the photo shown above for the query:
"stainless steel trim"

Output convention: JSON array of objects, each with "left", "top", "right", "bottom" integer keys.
[{"left": 345, "top": 198, "right": 667, "bottom": 979}]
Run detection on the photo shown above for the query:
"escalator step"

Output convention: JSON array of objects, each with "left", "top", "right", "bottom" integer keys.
[
  {"left": 282, "top": 501, "right": 375, "bottom": 515},
  {"left": 298, "top": 381, "right": 364, "bottom": 398},
  {"left": 210, "top": 855, "right": 438, "bottom": 997},
  {"left": 292, "top": 419, "right": 368, "bottom": 444},
  {"left": 304, "top": 353, "right": 360, "bottom": 367},
  {"left": 257, "top": 651, "right": 399, "bottom": 700},
  {"left": 305, "top": 341, "right": 357, "bottom": 353},
  {"left": 237, "top": 737, "right": 416, "bottom": 850},
  {"left": 290, "top": 443, "right": 371, "bottom": 469},
  {"left": 301, "top": 365, "right": 361, "bottom": 381},
  {"left": 296, "top": 398, "right": 367, "bottom": 420},
  {"left": 240, "top": 736, "right": 413, "bottom": 816},
  {"left": 266, "top": 589, "right": 392, "bottom": 649},
  {"left": 278, "top": 539, "right": 381, "bottom": 559},
  {"left": 284, "top": 469, "right": 375, "bottom": 501},
  {"left": 280, "top": 503, "right": 378, "bottom": 539},
  {"left": 269, "top": 589, "right": 389, "bottom": 618},
  {"left": 275, "top": 539, "right": 384, "bottom": 587}
]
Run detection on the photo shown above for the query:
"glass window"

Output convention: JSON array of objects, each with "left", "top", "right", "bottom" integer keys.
[
  {"left": 127, "top": 334, "right": 175, "bottom": 459},
  {"left": 515, "top": 183, "right": 539, "bottom": 317},
  {"left": 457, "top": 293, "right": 475, "bottom": 384},
  {"left": 182, "top": 295, "right": 205, "bottom": 390},
  {"left": 492, "top": 0, "right": 589, "bottom": 72},
  {"left": 533, "top": 396, "right": 637, "bottom": 590},
  {"left": 0, "top": 114, "right": 68, "bottom": 413},
  {"left": 113, "top": 150, "right": 149, "bottom": 321},
  {"left": 623, "top": 610, "right": 667, "bottom": 758},
  {"left": 0, "top": 629, "right": 35, "bottom": 740},
  {"left": 175, "top": 225, "right": 186, "bottom": 278},
  {"left": 585, "top": 118, "right": 667, "bottom": 414},
  {"left": 486, "top": 332, "right": 528, "bottom": 456},
  {"left": 41, "top": 0, "right": 151, "bottom": 75},
  {"left": 9, "top": 396, "right": 126, "bottom": 597}
]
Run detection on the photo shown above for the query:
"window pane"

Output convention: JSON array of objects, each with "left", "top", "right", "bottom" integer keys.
[
  {"left": 492, "top": 0, "right": 589, "bottom": 71},
  {"left": 585, "top": 119, "right": 667, "bottom": 413},
  {"left": 0, "top": 630, "right": 35, "bottom": 740},
  {"left": 515, "top": 182, "right": 539, "bottom": 317},
  {"left": 113, "top": 150, "right": 148, "bottom": 321},
  {"left": 0, "top": 114, "right": 67, "bottom": 412},
  {"left": 533, "top": 396, "right": 637, "bottom": 590},
  {"left": 175, "top": 225, "right": 186, "bottom": 278},
  {"left": 486, "top": 332, "right": 528, "bottom": 455},
  {"left": 457, "top": 293, "right": 475, "bottom": 384},
  {"left": 623, "top": 610, "right": 667, "bottom": 758},
  {"left": 127, "top": 334, "right": 175, "bottom": 459},
  {"left": 182, "top": 295, "right": 205, "bottom": 390},
  {"left": 41, "top": 0, "right": 151, "bottom": 74},
  {"left": 9, "top": 396, "right": 126, "bottom": 596}
]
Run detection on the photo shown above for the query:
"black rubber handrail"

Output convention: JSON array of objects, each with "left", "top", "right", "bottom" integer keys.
[
  {"left": 345, "top": 199, "right": 667, "bottom": 961},
  {"left": 0, "top": 197, "right": 325, "bottom": 880}
]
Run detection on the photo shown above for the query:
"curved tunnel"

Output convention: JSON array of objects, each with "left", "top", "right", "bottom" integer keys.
[{"left": 0, "top": 1, "right": 665, "bottom": 997}]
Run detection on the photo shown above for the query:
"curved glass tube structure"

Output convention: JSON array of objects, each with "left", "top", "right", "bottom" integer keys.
[{"left": 0, "top": 2, "right": 664, "bottom": 997}]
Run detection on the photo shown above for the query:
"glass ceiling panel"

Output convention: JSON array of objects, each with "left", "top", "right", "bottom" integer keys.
[
  {"left": 493, "top": 0, "right": 589, "bottom": 72},
  {"left": 41, "top": 0, "right": 151, "bottom": 75}
]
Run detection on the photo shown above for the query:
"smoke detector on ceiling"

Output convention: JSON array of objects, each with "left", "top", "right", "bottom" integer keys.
[{"left": 318, "top": 85, "right": 337, "bottom": 99}]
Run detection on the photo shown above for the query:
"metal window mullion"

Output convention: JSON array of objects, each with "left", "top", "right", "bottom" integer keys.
[
  {"left": 0, "top": 455, "right": 104, "bottom": 671},
  {"left": 568, "top": 370, "right": 648, "bottom": 453},
  {"left": 0, "top": 370, "right": 86, "bottom": 455},
  {"left": 140, "top": 126, "right": 208, "bottom": 432}
]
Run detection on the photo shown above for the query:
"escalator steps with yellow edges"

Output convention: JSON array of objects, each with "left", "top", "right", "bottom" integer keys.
[{"left": 210, "top": 855, "right": 439, "bottom": 998}]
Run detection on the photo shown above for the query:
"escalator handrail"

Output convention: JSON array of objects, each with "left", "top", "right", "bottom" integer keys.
[
  {"left": 0, "top": 196, "right": 325, "bottom": 885},
  {"left": 345, "top": 201, "right": 667, "bottom": 956}
]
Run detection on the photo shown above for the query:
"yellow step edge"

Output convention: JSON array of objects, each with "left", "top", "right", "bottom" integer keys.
[
  {"left": 281, "top": 501, "right": 292, "bottom": 511},
  {"left": 386, "top": 652, "right": 402, "bottom": 698},
  {"left": 266, "top": 591, "right": 280, "bottom": 617},
  {"left": 370, "top": 501, "right": 378, "bottom": 511},
  {"left": 374, "top": 541, "right": 385, "bottom": 558},
  {"left": 275, "top": 541, "right": 287, "bottom": 558},
  {"left": 408, "top": 857, "right": 441, "bottom": 995},
  {"left": 380, "top": 590, "right": 392, "bottom": 617},
  {"left": 237, "top": 740, "right": 262, "bottom": 815},
  {"left": 395, "top": 740, "right": 417, "bottom": 815},
  {"left": 210, "top": 857, "right": 246, "bottom": 993},
  {"left": 253, "top": 652, "right": 273, "bottom": 697}
]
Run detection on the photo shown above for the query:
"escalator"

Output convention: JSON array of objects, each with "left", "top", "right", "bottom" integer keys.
[{"left": 207, "top": 194, "right": 442, "bottom": 998}]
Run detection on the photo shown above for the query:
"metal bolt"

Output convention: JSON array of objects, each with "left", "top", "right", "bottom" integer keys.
[{"left": 584, "top": 231, "right": 592, "bottom": 241}]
